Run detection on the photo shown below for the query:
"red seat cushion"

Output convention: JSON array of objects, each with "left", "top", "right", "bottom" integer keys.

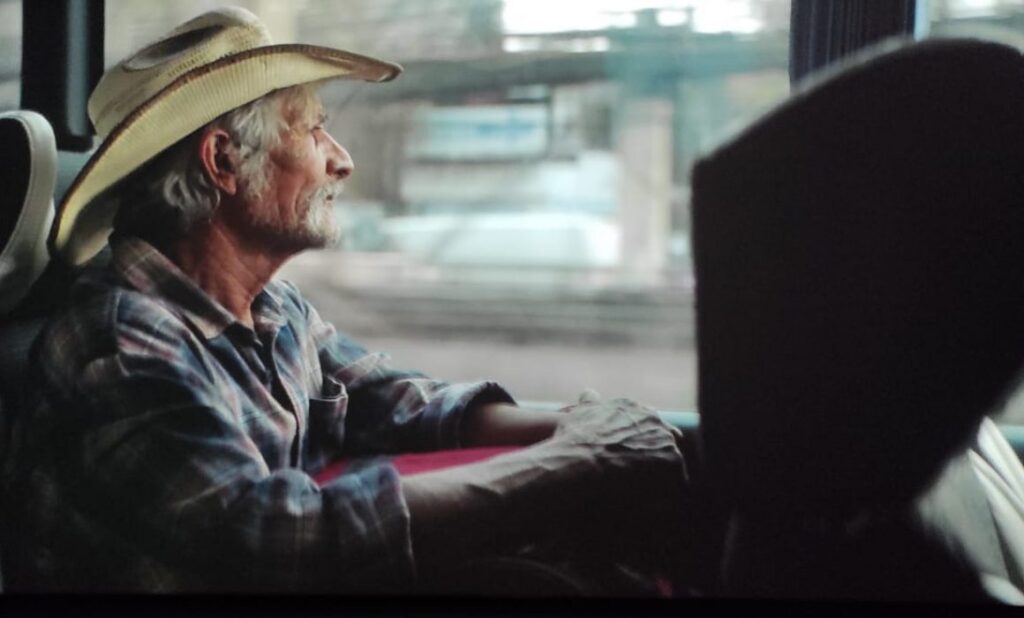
[{"left": 313, "top": 446, "right": 518, "bottom": 485}]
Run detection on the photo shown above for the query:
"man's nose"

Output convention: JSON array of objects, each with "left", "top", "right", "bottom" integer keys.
[{"left": 324, "top": 131, "right": 353, "bottom": 180}]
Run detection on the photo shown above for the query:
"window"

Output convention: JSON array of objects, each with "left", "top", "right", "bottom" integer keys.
[
  {"left": 0, "top": 0, "right": 20, "bottom": 112},
  {"left": 106, "top": 0, "right": 792, "bottom": 411},
  {"left": 926, "top": 0, "right": 1024, "bottom": 39}
]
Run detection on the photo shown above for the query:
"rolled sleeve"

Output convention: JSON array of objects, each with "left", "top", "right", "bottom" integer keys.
[
  {"left": 417, "top": 380, "right": 517, "bottom": 450},
  {"left": 335, "top": 358, "right": 517, "bottom": 454}
]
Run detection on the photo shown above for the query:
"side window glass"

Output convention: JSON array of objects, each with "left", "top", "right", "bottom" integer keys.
[
  {"left": 928, "top": 0, "right": 1024, "bottom": 36},
  {"left": 107, "top": 0, "right": 792, "bottom": 411},
  {"left": 0, "top": 0, "right": 20, "bottom": 112}
]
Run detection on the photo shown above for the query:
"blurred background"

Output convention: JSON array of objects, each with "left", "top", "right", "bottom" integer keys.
[{"left": 0, "top": 0, "right": 1022, "bottom": 410}]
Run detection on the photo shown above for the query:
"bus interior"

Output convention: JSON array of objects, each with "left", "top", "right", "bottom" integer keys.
[{"left": 0, "top": 0, "right": 1023, "bottom": 606}]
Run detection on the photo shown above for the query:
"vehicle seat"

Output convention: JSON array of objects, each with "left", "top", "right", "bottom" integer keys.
[
  {"left": 0, "top": 117, "right": 91, "bottom": 438},
  {"left": 0, "top": 111, "right": 56, "bottom": 315},
  {"left": 691, "top": 36, "right": 1024, "bottom": 602},
  {"left": 0, "top": 110, "right": 65, "bottom": 444},
  {"left": 0, "top": 110, "right": 57, "bottom": 592}
]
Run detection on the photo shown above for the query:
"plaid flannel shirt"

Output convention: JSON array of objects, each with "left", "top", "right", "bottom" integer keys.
[{"left": 2, "top": 237, "right": 513, "bottom": 592}]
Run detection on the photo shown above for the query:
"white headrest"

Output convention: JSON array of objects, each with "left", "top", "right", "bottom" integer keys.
[{"left": 0, "top": 110, "right": 57, "bottom": 316}]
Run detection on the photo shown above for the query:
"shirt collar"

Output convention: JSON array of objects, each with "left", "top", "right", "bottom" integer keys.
[{"left": 112, "top": 237, "right": 287, "bottom": 340}]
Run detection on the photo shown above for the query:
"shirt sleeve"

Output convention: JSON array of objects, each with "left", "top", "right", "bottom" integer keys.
[
  {"left": 294, "top": 284, "right": 516, "bottom": 455},
  {"left": 63, "top": 297, "right": 417, "bottom": 592}
]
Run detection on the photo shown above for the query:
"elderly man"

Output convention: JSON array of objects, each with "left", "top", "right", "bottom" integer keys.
[{"left": 1, "top": 7, "right": 687, "bottom": 593}]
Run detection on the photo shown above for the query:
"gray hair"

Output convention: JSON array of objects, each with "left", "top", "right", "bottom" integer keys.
[{"left": 109, "top": 84, "right": 318, "bottom": 250}]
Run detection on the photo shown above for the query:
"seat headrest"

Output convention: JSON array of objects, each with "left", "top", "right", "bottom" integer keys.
[
  {"left": 0, "top": 111, "right": 57, "bottom": 316},
  {"left": 692, "top": 37, "right": 1024, "bottom": 514}
]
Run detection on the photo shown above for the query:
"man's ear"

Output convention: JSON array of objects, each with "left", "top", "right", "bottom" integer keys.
[{"left": 198, "top": 128, "right": 240, "bottom": 196}]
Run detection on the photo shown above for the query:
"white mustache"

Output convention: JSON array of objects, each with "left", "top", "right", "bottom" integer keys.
[{"left": 309, "top": 182, "right": 345, "bottom": 206}]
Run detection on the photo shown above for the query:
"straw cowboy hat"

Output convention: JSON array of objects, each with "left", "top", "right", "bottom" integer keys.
[{"left": 50, "top": 6, "right": 402, "bottom": 266}]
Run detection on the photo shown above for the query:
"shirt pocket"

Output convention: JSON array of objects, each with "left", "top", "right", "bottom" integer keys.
[{"left": 308, "top": 375, "right": 349, "bottom": 445}]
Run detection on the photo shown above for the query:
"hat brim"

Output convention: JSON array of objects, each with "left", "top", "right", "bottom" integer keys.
[{"left": 51, "top": 44, "right": 402, "bottom": 266}]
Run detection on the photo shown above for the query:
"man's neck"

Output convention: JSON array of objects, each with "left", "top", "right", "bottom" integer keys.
[{"left": 171, "top": 223, "right": 292, "bottom": 329}]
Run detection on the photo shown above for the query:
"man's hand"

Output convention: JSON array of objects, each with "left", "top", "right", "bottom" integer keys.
[
  {"left": 527, "top": 393, "right": 690, "bottom": 573},
  {"left": 403, "top": 392, "right": 689, "bottom": 581},
  {"left": 542, "top": 394, "right": 687, "bottom": 506},
  {"left": 550, "top": 390, "right": 687, "bottom": 482},
  {"left": 463, "top": 389, "right": 685, "bottom": 456}
]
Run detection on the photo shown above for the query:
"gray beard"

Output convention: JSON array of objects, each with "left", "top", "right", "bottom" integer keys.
[{"left": 241, "top": 182, "right": 341, "bottom": 252}]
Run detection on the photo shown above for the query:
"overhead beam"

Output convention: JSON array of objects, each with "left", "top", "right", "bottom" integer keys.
[{"left": 355, "top": 35, "right": 789, "bottom": 102}]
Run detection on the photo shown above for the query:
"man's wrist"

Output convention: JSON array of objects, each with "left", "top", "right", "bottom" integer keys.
[{"left": 462, "top": 402, "right": 563, "bottom": 447}]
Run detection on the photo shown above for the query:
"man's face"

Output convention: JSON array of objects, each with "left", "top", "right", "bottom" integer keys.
[{"left": 238, "top": 92, "right": 353, "bottom": 252}]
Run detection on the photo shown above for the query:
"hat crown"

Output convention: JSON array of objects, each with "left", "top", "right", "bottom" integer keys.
[{"left": 88, "top": 7, "right": 272, "bottom": 137}]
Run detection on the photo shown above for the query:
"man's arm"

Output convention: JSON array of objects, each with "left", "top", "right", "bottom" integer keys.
[
  {"left": 299, "top": 286, "right": 524, "bottom": 454},
  {"left": 460, "top": 402, "right": 562, "bottom": 446},
  {"left": 299, "top": 284, "right": 635, "bottom": 455},
  {"left": 401, "top": 398, "right": 689, "bottom": 574},
  {"left": 462, "top": 389, "right": 684, "bottom": 448}
]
